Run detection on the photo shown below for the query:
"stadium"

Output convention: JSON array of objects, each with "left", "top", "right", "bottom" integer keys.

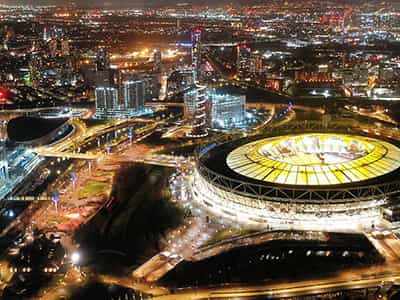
[{"left": 192, "top": 133, "right": 400, "bottom": 231}]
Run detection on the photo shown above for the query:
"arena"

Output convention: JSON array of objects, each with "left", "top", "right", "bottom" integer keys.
[{"left": 192, "top": 133, "right": 400, "bottom": 231}]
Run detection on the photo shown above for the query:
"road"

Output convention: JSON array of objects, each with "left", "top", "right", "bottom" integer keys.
[
  {"left": 132, "top": 219, "right": 214, "bottom": 283},
  {"left": 150, "top": 269, "right": 400, "bottom": 300},
  {"left": 367, "top": 232, "right": 400, "bottom": 262}
]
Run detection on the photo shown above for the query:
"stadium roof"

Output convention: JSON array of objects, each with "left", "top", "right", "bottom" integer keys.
[
  {"left": 7, "top": 116, "right": 68, "bottom": 142},
  {"left": 226, "top": 133, "right": 400, "bottom": 186}
]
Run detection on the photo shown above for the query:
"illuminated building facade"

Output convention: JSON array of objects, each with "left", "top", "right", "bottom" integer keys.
[
  {"left": 184, "top": 85, "right": 209, "bottom": 137},
  {"left": 123, "top": 79, "right": 145, "bottom": 110},
  {"left": 95, "top": 68, "right": 150, "bottom": 119},
  {"left": 96, "top": 47, "right": 110, "bottom": 71},
  {"left": 94, "top": 47, "right": 149, "bottom": 118},
  {"left": 208, "top": 89, "right": 246, "bottom": 129},
  {"left": 191, "top": 28, "right": 202, "bottom": 82},
  {"left": 95, "top": 87, "right": 119, "bottom": 111}
]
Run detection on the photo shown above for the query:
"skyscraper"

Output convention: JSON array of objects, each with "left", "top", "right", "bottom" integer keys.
[
  {"left": 123, "top": 79, "right": 145, "bottom": 110},
  {"left": 191, "top": 28, "right": 202, "bottom": 83},
  {"left": 95, "top": 70, "right": 149, "bottom": 119},
  {"left": 95, "top": 87, "right": 119, "bottom": 111},
  {"left": 96, "top": 47, "right": 110, "bottom": 71},
  {"left": 95, "top": 47, "right": 119, "bottom": 117}
]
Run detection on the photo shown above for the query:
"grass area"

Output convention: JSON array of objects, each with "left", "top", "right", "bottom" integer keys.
[
  {"left": 82, "top": 118, "right": 112, "bottom": 128},
  {"left": 161, "top": 233, "right": 383, "bottom": 288},
  {"left": 47, "top": 215, "right": 70, "bottom": 225},
  {"left": 74, "top": 164, "right": 184, "bottom": 273},
  {"left": 79, "top": 180, "right": 110, "bottom": 198}
]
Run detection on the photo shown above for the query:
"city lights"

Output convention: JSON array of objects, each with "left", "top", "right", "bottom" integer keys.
[{"left": 1, "top": 1, "right": 400, "bottom": 299}]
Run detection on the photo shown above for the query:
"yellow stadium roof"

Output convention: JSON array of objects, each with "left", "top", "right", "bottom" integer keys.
[{"left": 226, "top": 133, "right": 400, "bottom": 186}]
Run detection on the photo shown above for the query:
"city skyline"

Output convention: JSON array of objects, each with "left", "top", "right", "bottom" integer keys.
[
  {"left": 2, "top": 0, "right": 385, "bottom": 8},
  {"left": 2, "top": 0, "right": 238, "bottom": 8}
]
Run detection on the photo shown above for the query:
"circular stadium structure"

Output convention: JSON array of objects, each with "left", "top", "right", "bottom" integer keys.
[{"left": 192, "top": 133, "right": 400, "bottom": 231}]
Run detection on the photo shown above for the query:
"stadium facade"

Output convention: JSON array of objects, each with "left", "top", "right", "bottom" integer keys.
[{"left": 192, "top": 133, "right": 400, "bottom": 231}]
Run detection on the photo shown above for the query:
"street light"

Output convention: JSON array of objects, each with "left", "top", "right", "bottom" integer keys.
[{"left": 71, "top": 252, "right": 80, "bottom": 265}]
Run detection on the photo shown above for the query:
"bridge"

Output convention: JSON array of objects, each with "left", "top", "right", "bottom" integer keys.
[
  {"left": 110, "top": 154, "right": 191, "bottom": 168},
  {"left": 145, "top": 102, "right": 184, "bottom": 107},
  {"left": 34, "top": 150, "right": 100, "bottom": 160},
  {"left": 202, "top": 42, "right": 240, "bottom": 47},
  {"left": 1, "top": 195, "right": 53, "bottom": 201},
  {"left": 33, "top": 148, "right": 191, "bottom": 170}
]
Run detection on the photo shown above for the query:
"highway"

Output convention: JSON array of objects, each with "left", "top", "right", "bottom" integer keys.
[
  {"left": 34, "top": 117, "right": 155, "bottom": 155},
  {"left": 150, "top": 271, "right": 400, "bottom": 300}
]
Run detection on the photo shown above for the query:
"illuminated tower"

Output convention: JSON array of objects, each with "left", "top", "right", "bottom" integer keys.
[
  {"left": 185, "top": 85, "right": 209, "bottom": 137},
  {"left": 191, "top": 28, "right": 202, "bottom": 83}
]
